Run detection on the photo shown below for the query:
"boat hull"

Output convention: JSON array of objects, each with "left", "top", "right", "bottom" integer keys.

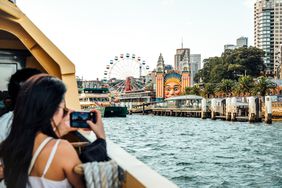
[{"left": 103, "top": 106, "right": 127, "bottom": 117}]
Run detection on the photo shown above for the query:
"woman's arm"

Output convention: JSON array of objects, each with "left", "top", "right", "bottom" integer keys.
[{"left": 58, "top": 140, "right": 85, "bottom": 188}]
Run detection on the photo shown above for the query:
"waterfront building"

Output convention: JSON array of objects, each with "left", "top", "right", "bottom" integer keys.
[
  {"left": 119, "top": 90, "right": 156, "bottom": 108},
  {"left": 224, "top": 37, "right": 248, "bottom": 52},
  {"left": 190, "top": 54, "right": 201, "bottom": 86},
  {"left": 236, "top": 36, "right": 248, "bottom": 47},
  {"left": 224, "top": 44, "right": 236, "bottom": 51},
  {"left": 254, "top": 0, "right": 282, "bottom": 77},
  {"left": 278, "top": 45, "right": 282, "bottom": 78},
  {"left": 174, "top": 48, "right": 190, "bottom": 71},
  {"left": 76, "top": 77, "right": 102, "bottom": 89}
]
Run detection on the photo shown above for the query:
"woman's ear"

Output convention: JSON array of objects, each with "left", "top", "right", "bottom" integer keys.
[{"left": 51, "top": 119, "right": 57, "bottom": 132}]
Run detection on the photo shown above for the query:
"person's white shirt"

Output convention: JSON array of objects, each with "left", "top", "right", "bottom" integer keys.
[{"left": 0, "top": 111, "right": 13, "bottom": 142}]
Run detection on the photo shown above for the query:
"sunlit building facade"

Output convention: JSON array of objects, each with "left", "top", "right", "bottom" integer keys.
[
  {"left": 174, "top": 48, "right": 190, "bottom": 72},
  {"left": 254, "top": 0, "right": 282, "bottom": 77},
  {"left": 236, "top": 37, "right": 248, "bottom": 47},
  {"left": 190, "top": 54, "right": 201, "bottom": 86},
  {"left": 224, "top": 44, "right": 236, "bottom": 51}
]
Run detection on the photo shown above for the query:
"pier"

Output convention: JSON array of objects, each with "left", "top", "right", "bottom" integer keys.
[
  {"left": 152, "top": 108, "right": 202, "bottom": 117},
  {"left": 128, "top": 95, "right": 280, "bottom": 124}
]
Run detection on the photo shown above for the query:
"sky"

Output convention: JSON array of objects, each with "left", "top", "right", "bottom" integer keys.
[{"left": 17, "top": 0, "right": 256, "bottom": 80}]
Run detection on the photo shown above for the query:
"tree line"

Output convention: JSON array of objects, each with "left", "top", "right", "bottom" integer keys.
[{"left": 187, "top": 47, "right": 278, "bottom": 97}]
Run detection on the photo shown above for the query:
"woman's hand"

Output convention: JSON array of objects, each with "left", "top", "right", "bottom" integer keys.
[
  {"left": 86, "top": 109, "right": 106, "bottom": 139},
  {"left": 57, "top": 109, "right": 78, "bottom": 137}
]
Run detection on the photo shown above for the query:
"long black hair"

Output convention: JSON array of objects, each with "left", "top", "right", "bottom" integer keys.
[
  {"left": 7, "top": 68, "right": 42, "bottom": 111},
  {"left": 0, "top": 74, "right": 66, "bottom": 188}
]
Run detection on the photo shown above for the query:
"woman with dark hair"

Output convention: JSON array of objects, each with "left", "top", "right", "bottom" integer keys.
[{"left": 0, "top": 74, "right": 105, "bottom": 188}]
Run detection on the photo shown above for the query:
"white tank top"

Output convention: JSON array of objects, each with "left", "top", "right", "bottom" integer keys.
[{"left": 27, "top": 137, "right": 72, "bottom": 188}]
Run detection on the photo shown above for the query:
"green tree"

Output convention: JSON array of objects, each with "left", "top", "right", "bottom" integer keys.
[
  {"left": 185, "top": 85, "right": 201, "bottom": 95},
  {"left": 201, "top": 83, "right": 216, "bottom": 98},
  {"left": 185, "top": 86, "right": 193, "bottom": 95},
  {"left": 253, "top": 76, "right": 277, "bottom": 96},
  {"left": 237, "top": 75, "right": 254, "bottom": 96},
  {"left": 194, "top": 47, "right": 265, "bottom": 84},
  {"left": 217, "top": 79, "right": 235, "bottom": 96},
  {"left": 224, "top": 47, "right": 265, "bottom": 78},
  {"left": 191, "top": 85, "right": 201, "bottom": 96}
]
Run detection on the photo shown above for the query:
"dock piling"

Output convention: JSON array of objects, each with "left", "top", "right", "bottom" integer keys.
[
  {"left": 231, "top": 97, "right": 237, "bottom": 121},
  {"left": 211, "top": 99, "right": 216, "bottom": 120},
  {"left": 201, "top": 98, "right": 207, "bottom": 119},
  {"left": 248, "top": 96, "right": 256, "bottom": 122},
  {"left": 265, "top": 96, "right": 272, "bottom": 124},
  {"left": 226, "top": 98, "right": 231, "bottom": 121}
]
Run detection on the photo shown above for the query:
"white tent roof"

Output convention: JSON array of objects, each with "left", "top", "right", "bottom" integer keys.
[{"left": 165, "top": 95, "right": 203, "bottom": 101}]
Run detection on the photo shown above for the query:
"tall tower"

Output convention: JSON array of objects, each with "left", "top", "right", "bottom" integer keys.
[
  {"left": 236, "top": 36, "right": 248, "bottom": 47},
  {"left": 181, "top": 51, "right": 190, "bottom": 93},
  {"left": 156, "top": 53, "right": 165, "bottom": 100},
  {"left": 190, "top": 54, "right": 201, "bottom": 86},
  {"left": 174, "top": 48, "right": 190, "bottom": 72},
  {"left": 254, "top": 0, "right": 282, "bottom": 77}
]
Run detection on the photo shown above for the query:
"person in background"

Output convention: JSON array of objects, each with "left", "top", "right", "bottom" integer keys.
[
  {"left": 0, "top": 68, "right": 42, "bottom": 142},
  {"left": 0, "top": 74, "right": 106, "bottom": 188}
]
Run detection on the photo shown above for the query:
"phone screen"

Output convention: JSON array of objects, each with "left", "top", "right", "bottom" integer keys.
[{"left": 70, "top": 111, "right": 96, "bottom": 128}]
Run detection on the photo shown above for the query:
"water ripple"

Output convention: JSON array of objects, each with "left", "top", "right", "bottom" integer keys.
[{"left": 104, "top": 115, "right": 282, "bottom": 188}]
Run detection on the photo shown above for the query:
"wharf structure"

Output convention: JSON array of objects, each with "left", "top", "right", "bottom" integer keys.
[
  {"left": 119, "top": 90, "right": 155, "bottom": 109},
  {"left": 0, "top": 1, "right": 178, "bottom": 187},
  {"left": 152, "top": 95, "right": 202, "bottom": 117},
  {"left": 131, "top": 95, "right": 275, "bottom": 124}
]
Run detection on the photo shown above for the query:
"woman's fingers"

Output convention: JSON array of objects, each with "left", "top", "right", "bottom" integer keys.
[
  {"left": 86, "top": 109, "right": 106, "bottom": 139},
  {"left": 57, "top": 109, "right": 78, "bottom": 137}
]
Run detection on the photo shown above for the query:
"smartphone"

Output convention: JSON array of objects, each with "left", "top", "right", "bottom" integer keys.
[{"left": 70, "top": 111, "right": 96, "bottom": 128}]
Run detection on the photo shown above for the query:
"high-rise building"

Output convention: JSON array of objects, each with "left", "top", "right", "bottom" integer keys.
[
  {"left": 236, "top": 37, "right": 248, "bottom": 47},
  {"left": 174, "top": 48, "right": 190, "bottom": 71},
  {"left": 190, "top": 54, "right": 201, "bottom": 86},
  {"left": 224, "top": 44, "right": 236, "bottom": 51},
  {"left": 254, "top": 0, "right": 282, "bottom": 77}
]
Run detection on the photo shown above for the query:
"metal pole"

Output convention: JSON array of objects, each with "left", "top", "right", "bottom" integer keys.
[{"left": 139, "top": 65, "right": 142, "bottom": 78}]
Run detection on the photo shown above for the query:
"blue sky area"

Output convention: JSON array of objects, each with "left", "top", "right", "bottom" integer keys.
[{"left": 17, "top": 0, "right": 255, "bottom": 80}]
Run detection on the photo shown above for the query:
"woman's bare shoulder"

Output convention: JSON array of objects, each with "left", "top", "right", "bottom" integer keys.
[
  {"left": 57, "top": 139, "right": 77, "bottom": 154},
  {"left": 55, "top": 139, "right": 81, "bottom": 170}
]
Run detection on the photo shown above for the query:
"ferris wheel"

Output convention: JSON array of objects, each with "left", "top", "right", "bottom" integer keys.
[{"left": 103, "top": 53, "right": 149, "bottom": 93}]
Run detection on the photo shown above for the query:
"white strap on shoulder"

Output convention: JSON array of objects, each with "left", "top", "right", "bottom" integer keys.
[
  {"left": 28, "top": 137, "right": 52, "bottom": 175},
  {"left": 42, "top": 139, "right": 61, "bottom": 177}
]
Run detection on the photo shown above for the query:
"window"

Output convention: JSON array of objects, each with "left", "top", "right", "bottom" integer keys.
[
  {"left": 0, "top": 63, "right": 17, "bottom": 91},
  {"left": 0, "top": 50, "right": 26, "bottom": 95}
]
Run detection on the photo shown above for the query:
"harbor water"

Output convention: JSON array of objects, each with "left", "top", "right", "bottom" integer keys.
[{"left": 104, "top": 115, "right": 282, "bottom": 188}]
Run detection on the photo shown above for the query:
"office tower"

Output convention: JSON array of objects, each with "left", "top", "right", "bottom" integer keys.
[
  {"left": 224, "top": 44, "right": 236, "bottom": 51},
  {"left": 236, "top": 37, "right": 248, "bottom": 47},
  {"left": 190, "top": 54, "right": 201, "bottom": 86},
  {"left": 254, "top": 0, "right": 282, "bottom": 76},
  {"left": 174, "top": 48, "right": 190, "bottom": 71}
]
